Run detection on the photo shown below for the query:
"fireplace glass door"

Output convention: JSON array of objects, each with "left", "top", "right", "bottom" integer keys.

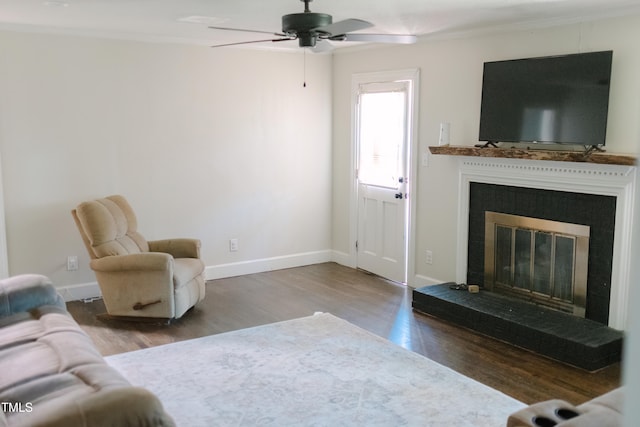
[{"left": 485, "top": 212, "right": 589, "bottom": 317}]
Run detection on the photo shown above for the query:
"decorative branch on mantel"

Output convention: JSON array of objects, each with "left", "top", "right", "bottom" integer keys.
[{"left": 429, "top": 146, "right": 637, "bottom": 166}]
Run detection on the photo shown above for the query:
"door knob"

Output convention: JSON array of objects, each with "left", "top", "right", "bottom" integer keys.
[{"left": 395, "top": 192, "right": 404, "bottom": 199}]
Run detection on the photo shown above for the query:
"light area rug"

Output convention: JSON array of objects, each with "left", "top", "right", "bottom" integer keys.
[{"left": 106, "top": 313, "right": 525, "bottom": 426}]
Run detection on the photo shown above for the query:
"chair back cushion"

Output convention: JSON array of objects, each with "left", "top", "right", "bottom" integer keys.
[{"left": 74, "top": 195, "right": 149, "bottom": 258}]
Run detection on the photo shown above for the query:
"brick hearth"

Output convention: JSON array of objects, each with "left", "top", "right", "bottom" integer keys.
[{"left": 412, "top": 283, "right": 623, "bottom": 371}]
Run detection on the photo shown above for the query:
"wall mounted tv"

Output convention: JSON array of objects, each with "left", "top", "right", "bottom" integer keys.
[{"left": 478, "top": 50, "right": 613, "bottom": 148}]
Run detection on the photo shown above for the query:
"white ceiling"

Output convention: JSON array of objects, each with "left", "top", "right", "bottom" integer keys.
[{"left": 1, "top": 0, "right": 640, "bottom": 51}]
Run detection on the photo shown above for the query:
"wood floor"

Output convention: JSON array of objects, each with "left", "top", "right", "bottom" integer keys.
[{"left": 66, "top": 262, "right": 621, "bottom": 406}]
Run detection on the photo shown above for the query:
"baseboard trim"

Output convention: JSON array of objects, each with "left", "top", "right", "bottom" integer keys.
[
  {"left": 205, "top": 250, "right": 334, "bottom": 280},
  {"left": 59, "top": 250, "right": 347, "bottom": 301},
  {"left": 329, "top": 250, "right": 354, "bottom": 269},
  {"left": 57, "top": 281, "right": 101, "bottom": 302},
  {"left": 411, "top": 274, "right": 447, "bottom": 289}
]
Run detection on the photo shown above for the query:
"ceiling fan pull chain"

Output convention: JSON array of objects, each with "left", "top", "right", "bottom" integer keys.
[{"left": 303, "top": 49, "right": 307, "bottom": 87}]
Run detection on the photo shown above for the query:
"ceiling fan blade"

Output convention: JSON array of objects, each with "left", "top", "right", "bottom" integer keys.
[
  {"left": 209, "top": 26, "right": 285, "bottom": 37},
  {"left": 337, "top": 33, "right": 417, "bottom": 44},
  {"left": 315, "top": 18, "right": 372, "bottom": 36},
  {"left": 211, "top": 38, "right": 294, "bottom": 48}
]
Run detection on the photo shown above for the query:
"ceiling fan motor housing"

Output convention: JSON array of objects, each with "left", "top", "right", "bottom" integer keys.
[{"left": 282, "top": 12, "right": 332, "bottom": 47}]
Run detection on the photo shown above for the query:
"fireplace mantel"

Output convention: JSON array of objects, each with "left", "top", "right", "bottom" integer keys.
[
  {"left": 455, "top": 156, "right": 636, "bottom": 330},
  {"left": 430, "top": 145, "right": 636, "bottom": 166}
]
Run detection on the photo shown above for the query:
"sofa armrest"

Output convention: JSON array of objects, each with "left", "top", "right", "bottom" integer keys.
[
  {"left": 14, "top": 386, "right": 175, "bottom": 427},
  {"left": 148, "top": 238, "right": 201, "bottom": 259},
  {"left": 507, "top": 388, "right": 624, "bottom": 427},
  {"left": 0, "top": 274, "right": 65, "bottom": 317},
  {"left": 579, "top": 387, "right": 624, "bottom": 413},
  {"left": 90, "top": 252, "right": 173, "bottom": 272}
]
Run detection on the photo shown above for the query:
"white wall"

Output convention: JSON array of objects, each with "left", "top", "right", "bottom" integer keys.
[
  {"left": 0, "top": 31, "right": 333, "bottom": 292},
  {"left": 332, "top": 14, "right": 640, "bottom": 286}
]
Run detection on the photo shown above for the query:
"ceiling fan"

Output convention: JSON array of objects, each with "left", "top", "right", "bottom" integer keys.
[{"left": 209, "top": 0, "right": 417, "bottom": 51}]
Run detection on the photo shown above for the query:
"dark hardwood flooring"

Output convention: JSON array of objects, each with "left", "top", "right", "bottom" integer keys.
[{"left": 66, "top": 262, "right": 621, "bottom": 405}]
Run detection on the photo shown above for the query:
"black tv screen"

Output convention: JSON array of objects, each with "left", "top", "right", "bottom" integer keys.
[{"left": 479, "top": 50, "right": 613, "bottom": 146}]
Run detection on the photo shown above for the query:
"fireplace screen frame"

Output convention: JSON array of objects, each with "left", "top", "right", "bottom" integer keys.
[{"left": 484, "top": 211, "right": 590, "bottom": 317}]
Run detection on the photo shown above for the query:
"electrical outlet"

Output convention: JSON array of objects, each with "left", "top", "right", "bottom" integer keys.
[
  {"left": 229, "top": 238, "right": 239, "bottom": 252},
  {"left": 425, "top": 250, "right": 433, "bottom": 265},
  {"left": 67, "top": 255, "right": 78, "bottom": 271}
]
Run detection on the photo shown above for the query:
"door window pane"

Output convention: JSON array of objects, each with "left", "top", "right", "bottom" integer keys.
[{"left": 358, "top": 91, "right": 406, "bottom": 188}]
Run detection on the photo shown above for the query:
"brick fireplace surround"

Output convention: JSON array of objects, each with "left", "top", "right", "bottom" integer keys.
[
  {"left": 412, "top": 147, "right": 636, "bottom": 370},
  {"left": 469, "top": 183, "right": 613, "bottom": 324}
]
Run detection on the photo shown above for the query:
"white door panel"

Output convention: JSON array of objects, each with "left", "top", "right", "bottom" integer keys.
[
  {"left": 351, "top": 69, "right": 418, "bottom": 286},
  {"left": 357, "top": 184, "right": 405, "bottom": 282}
]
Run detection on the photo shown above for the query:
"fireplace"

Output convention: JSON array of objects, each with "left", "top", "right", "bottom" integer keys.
[
  {"left": 412, "top": 156, "right": 633, "bottom": 369},
  {"left": 412, "top": 155, "right": 633, "bottom": 369},
  {"left": 468, "top": 184, "right": 615, "bottom": 323},
  {"left": 457, "top": 157, "right": 636, "bottom": 330},
  {"left": 484, "top": 211, "right": 589, "bottom": 317}
]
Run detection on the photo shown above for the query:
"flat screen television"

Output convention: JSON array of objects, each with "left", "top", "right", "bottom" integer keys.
[{"left": 478, "top": 50, "right": 613, "bottom": 147}]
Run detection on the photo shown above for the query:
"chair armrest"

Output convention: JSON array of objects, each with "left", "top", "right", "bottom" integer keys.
[
  {"left": 90, "top": 252, "right": 173, "bottom": 272},
  {"left": 148, "top": 238, "right": 201, "bottom": 259},
  {"left": 0, "top": 274, "right": 65, "bottom": 317}
]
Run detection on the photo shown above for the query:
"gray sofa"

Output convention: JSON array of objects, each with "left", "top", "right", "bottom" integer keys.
[
  {"left": 507, "top": 387, "right": 623, "bottom": 427},
  {"left": 0, "top": 274, "right": 175, "bottom": 427}
]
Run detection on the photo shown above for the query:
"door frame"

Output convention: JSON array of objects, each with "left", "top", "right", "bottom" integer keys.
[
  {"left": 348, "top": 68, "right": 420, "bottom": 284},
  {"left": 0, "top": 152, "right": 8, "bottom": 279}
]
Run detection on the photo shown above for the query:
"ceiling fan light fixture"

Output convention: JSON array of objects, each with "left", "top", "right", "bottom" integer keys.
[{"left": 297, "top": 32, "right": 317, "bottom": 47}]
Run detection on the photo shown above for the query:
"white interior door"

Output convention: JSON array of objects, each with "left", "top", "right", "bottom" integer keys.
[{"left": 356, "top": 81, "right": 411, "bottom": 283}]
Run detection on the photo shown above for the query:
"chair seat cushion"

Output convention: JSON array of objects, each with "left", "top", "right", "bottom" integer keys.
[{"left": 173, "top": 258, "right": 205, "bottom": 289}]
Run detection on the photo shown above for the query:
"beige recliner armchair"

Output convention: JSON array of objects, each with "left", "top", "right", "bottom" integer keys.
[{"left": 72, "top": 195, "right": 205, "bottom": 320}]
